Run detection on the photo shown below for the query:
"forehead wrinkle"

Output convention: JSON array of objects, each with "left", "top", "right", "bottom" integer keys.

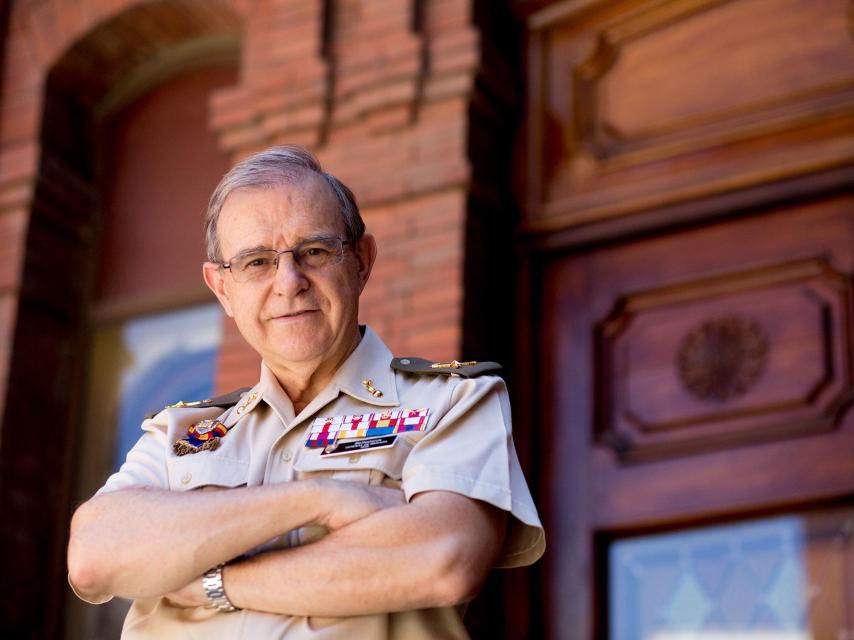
[{"left": 219, "top": 177, "right": 344, "bottom": 257}]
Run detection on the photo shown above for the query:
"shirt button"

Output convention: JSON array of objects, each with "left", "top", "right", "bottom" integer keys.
[
  {"left": 180, "top": 472, "right": 192, "bottom": 484},
  {"left": 281, "top": 450, "right": 293, "bottom": 462}
]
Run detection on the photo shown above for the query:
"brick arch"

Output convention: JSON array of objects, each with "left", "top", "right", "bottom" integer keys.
[
  {"left": 23, "top": 0, "right": 242, "bottom": 70},
  {"left": 0, "top": 2, "right": 245, "bottom": 637},
  {"left": 47, "top": 0, "right": 241, "bottom": 113},
  {"left": 0, "top": 0, "right": 245, "bottom": 193}
]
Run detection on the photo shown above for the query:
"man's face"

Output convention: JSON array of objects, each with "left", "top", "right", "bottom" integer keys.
[{"left": 203, "top": 173, "right": 375, "bottom": 373}]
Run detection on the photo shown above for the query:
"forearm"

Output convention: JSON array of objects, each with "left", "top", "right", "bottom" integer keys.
[
  {"left": 68, "top": 481, "right": 323, "bottom": 600},
  {"left": 224, "top": 491, "right": 505, "bottom": 617}
]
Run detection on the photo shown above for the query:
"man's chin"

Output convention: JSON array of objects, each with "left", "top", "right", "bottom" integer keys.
[
  {"left": 263, "top": 331, "right": 333, "bottom": 365},
  {"left": 251, "top": 319, "right": 358, "bottom": 369}
]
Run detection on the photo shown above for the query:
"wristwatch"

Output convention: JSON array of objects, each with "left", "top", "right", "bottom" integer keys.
[{"left": 202, "top": 564, "right": 240, "bottom": 612}]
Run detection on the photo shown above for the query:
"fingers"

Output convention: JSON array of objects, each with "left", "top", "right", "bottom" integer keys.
[{"left": 314, "top": 481, "right": 405, "bottom": 531}]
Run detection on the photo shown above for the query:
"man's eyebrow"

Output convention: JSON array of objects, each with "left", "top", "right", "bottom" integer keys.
[
  {"left": 230, "top": 245, "right": 272, "bottom": 260},
  {"left": 229, "top": 235, "right": 341, "bottom": 259},
  {"left": 301, "top": 234, "right": 342, "bottom": 243}
]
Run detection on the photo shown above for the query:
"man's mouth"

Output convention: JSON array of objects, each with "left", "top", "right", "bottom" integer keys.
[{"left": 270, "top": 310, "right": 316, "bottom": 320}]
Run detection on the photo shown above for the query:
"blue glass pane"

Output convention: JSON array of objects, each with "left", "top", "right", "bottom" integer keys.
[
  {"left": 610, "top": 517, "right": 811, "bottom": 640},
  {"left": 112, "top": 304, "right": 222, "bottom": 467}
]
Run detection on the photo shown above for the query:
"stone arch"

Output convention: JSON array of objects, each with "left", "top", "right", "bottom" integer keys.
[{"left": 0, "top": 2, "right": 242, "bottom": 636}]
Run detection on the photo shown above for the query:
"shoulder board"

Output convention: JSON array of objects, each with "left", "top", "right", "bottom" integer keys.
[
  {"left": 144, "top": 387, "right": 252, "bottom": 420},
  {"left": 391, "top": 357, "right": 502, "bottom": 378}
]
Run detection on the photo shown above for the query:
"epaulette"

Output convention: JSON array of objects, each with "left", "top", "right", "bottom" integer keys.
[
  {"left": 144, "top": 387, "right": 252, "bottom": 420},
  {"left": 391, "top": 357, "right": 502, "bottom": 378}
]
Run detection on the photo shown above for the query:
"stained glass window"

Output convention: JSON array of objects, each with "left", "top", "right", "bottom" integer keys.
[{"left": 610, "top": 508, "right": 854, "bottom": 639}]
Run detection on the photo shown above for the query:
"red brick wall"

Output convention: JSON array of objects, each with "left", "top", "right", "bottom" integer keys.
[
  {"left": 206, "top": 0, "right": 479, "bottom": 392},
  {"left": 0, "top": 0, "right": 479, "bottom": 406}
]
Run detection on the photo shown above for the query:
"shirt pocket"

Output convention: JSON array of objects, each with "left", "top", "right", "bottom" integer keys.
[
  {"left": 293, "top": 433, "right": 421, "bottom": 486},
  {"left": 166, "top": 455, "right": 249, "bottom": 491}
]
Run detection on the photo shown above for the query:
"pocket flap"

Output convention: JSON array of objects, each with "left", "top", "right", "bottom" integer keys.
[
  {"left": 167, "top": 455, "right": 248, "bottom": 490},
  {"left": 294, "top": 435, "right": 416, "bottom": 480}
]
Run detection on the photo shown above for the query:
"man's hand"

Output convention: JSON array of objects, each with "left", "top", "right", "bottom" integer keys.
[
  {"left": 68, "top": 478, "right": 407, "bottom": 602},
  {"left": 162, "top": 481, "right": 404, "bottom": 609},
  {"left": 164, "top": 575, "right": 207, "bottom": 608},
  {"left": 161, "top": 490, "right": 504, "bottom": 618},
  {"left": 219, "top": 491, "right": 506, "bottom": 617},
  {"left": 314, "top": 480, "right": 406, "bottom": 531}
]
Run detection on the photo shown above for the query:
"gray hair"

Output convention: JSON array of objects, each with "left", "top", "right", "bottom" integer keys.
[{"left": 204, "top": 145, "right": 365, "bottom": 262}]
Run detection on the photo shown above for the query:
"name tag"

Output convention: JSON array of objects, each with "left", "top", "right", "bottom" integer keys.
[{"left": 320, "top": 435, "right": 398, "bottom": 457}]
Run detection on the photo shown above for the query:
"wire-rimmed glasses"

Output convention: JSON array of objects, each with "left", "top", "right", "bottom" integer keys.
[{"left": 221, "top": 237, "right": 350, "bottom": 283}]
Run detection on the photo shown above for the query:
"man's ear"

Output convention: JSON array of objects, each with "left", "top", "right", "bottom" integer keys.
[
  {"left": 354, "top": 233, "right": 377, "bottom": 293},
  {"left": 203, "top": 262, "right": 235, "bottom": 318}
]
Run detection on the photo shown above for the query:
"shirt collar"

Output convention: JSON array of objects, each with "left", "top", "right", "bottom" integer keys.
[
  {"left": 257, "top": 364, "right": 296, "bottom": 424},
  {"left": 332, "top": 325, "right": 399, "bottom": 407}
]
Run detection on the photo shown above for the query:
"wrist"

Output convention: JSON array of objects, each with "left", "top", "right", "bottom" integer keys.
[
  {"left": 294, "top": 478, "right": 331, "bottom": 527},
  {"left": 202, "top": 564, "right": 240, "bottom": 612}
]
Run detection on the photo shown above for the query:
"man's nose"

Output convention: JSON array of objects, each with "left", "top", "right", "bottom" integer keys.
[{"left": 272, "top": 251, "right": 309, "bottom": 294}]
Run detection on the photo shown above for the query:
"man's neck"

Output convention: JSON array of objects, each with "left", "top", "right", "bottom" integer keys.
[{"left": 267, "top": 330, "right": 362, "bottom": 414}]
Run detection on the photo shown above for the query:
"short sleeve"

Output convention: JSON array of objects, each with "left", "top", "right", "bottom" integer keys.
[
  {"left": 400, "top": 376, "right": 545, "bottom": 568},
  {"left": 96, "top": 416, "right": 170, "bottom": 495},
  {"left": 72, "top": 410, "right": 217, "bottom": 605}
]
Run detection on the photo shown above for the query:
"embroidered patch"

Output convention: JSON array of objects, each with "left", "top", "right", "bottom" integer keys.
[{"left": 305, "top": 409, "right": 430, "bottom": 449}]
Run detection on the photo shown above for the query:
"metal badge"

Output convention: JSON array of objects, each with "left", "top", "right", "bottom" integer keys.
[{"left": 173, "top": 420, "right": 228, "bottom": 456}]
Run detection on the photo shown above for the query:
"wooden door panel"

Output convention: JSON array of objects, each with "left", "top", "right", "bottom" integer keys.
[
  {"left": 584, "top": 0, "right": 854, "bottom": 149},
  {"left": 592, "top": 404, "right": 854, "bottom": 528},
  {"left": 517, "top": 0, "right": 854, "bottom": 636},
  {"left": 596, "top": 258, "right": 850, "bottom": 462},
  {"left": 539, "top": 194, "right": 854, "bottom": 637},
  {"left": 523, "top": 0, "right": 854, "bottom": 232}
]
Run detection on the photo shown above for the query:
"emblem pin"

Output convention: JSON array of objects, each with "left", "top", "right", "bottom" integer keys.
[
  {"left": 362, "top": 379, "right": 383, "bottom": 398},
  {"left": 431, "top": 360, "right": 477, "bottom": 369}
]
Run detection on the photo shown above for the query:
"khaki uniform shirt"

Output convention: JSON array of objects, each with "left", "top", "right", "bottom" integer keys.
[{"left": 88, "top": 326, "right": 545, "bottom": 639}]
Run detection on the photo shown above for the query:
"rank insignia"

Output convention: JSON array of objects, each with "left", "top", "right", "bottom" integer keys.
[
  {"left": 305, "top": 409, "right": 430, "bottom": 449},
  {"left": 391, "top": 357, "right": 502, "bottom": 378},
  {"left": 173, "top": 420, "right": 229, "bottom": 456}
]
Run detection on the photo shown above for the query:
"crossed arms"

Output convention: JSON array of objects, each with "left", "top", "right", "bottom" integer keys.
[{"left": 67, "top": 479, "right": 506, "bottom": 616}]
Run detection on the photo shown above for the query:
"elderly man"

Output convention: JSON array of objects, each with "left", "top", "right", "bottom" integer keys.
[{"left": 68, "top": 146, "right": 544, "bottom": 638}]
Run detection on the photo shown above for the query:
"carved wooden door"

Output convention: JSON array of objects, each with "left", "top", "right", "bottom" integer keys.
[
  {"left": 538, "top": 196, "right": 854, "bottom": 638},
  {"left": 514, "top": 0, "right": 854, "bottom": 637}
]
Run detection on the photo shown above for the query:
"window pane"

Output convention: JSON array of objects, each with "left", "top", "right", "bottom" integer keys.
[
  {"left": 111, "top": 304, "right": 223, "bottom": 466},
  {"left": 85, "top": 304, "right": 223, "bottom": 471},
  {"left": 609, "top": 507, "right": 854, "bottom": 639}
]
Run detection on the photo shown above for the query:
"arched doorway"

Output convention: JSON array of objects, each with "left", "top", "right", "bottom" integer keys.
[{"left": 0, "top": 2, "right": 240, "bottom": 636}]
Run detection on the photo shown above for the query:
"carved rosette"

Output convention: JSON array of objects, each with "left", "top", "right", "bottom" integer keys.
[{"left": 678, "top": 316, "right": 768, "bottom": 402}]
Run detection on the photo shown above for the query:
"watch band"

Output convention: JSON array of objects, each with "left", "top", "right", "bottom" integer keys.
[{"left": 202, "top": 564, "right": 240, "bottom": 612}]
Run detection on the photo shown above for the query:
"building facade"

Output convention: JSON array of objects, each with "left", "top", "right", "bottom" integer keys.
[{"left": 1, "top": 0, "right": 853, "bottom": 638}]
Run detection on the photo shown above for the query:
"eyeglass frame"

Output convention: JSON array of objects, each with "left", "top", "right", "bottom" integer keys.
[{"left": 218, "top": 236, "right": 352, "bottom": 282}]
